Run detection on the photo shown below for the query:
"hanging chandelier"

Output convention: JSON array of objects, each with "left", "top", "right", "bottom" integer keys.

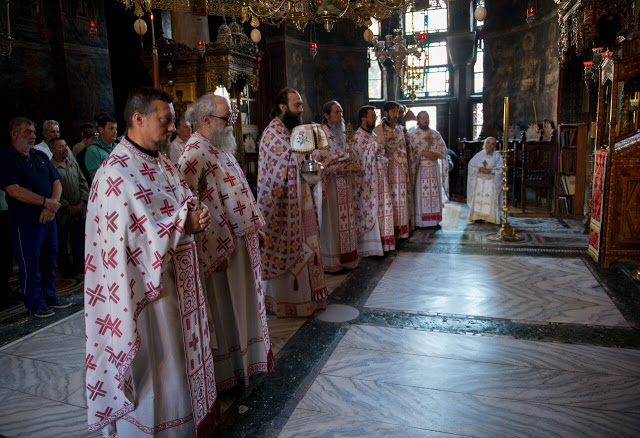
[{"left": 119, "top": 0, "right": 414, "bottom": 32}]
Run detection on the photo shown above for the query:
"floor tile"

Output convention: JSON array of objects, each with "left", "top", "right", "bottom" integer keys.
[
  {"left": 46, "top": 312, "right": 85, "bottom": 337},
  {"left": 365, "top": 253, "right": 628, "bottom": 326},
  {"left": 322, "top": 345, "right": 640, "bottom": 413},
  {"left": 0, "top": 387, "right": 98, "bottom": 437},
  {"left": 9, "top": 331, "right": 86, "bottom": 368},
  {"left": 338, "top": 325, "right": 640, "bottom": 376},
  {"left": 267, "top": 315, "right": 307, "bottom": 357},
  {"left": 65, "top": 386, "right": 87, "bottom": 408},
  {"left": 279, "top": 408, "right": 463, "bottom": 438},
  {"left": 297, "top": 375, "right": 640, "bottom": 438}
]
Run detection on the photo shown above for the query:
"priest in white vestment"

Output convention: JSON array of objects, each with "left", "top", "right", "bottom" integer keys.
[
  {"left": 168, "top": 118, "right": 191, "bottom": 164},
  {"left": 257, "top": 88, "right": 328, "bottom": 317},
  {"left": 467, "top": 137, "right": 504, "bottom": 224},
  {"left": 407, "top": 111, "right": 449, "bottom": 227},
  {"left": 179, "top": 94, "right": 273, "bottom": 393},
  {"left": 315, "top": 100, "right": 359, "bottom": 272},
  {"left": 352, "top": 105, "right": 395, "bottom": 255},
  {"left": 85, "top": 87, "right": 219, "bottom": 437},
  {"left": 373, "top": 101, "right": 411, "bottom": 238}
]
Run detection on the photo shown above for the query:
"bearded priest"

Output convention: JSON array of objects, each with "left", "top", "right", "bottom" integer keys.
[
  {"left": 178, "top": 93, "right": 273, "bottom": 393},
  {"left": 407, "top": 111, "right": 449, "bottom": 227},
  {"left": 467, "top": 137, "right": 504, "bottom": 224},
  {"left": 257, "top": 88, "right": 328, "bottom": 317}
]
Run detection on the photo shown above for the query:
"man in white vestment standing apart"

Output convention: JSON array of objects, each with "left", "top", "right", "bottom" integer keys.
[
  {"left": 467, "top": 136, "right": 503, "bottom": 224},
  {"left": 315, "top": 100, "right": 358, "bottom": 272},
  {"left": 352, "top": 105, "right": 395, "bottom": 256},
  {"left": 373, "top": 101, "right": 411, "bottom": 238},
  {"left": 85, "top": 87, "right": 219, "bottom": 437},
  {"left": 407, "top": 111, "right": 449, "bottom": 227},
  {"left": 257, "top": 88, "right": 328, "bottom": 317},
  {"left": 179, "top": 93, "right": 273, "bottom": 393},
  {"left": 169, "top": 118, "right": 192, "bottom": 164}
]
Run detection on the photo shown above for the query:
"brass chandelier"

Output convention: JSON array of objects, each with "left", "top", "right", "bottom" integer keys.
[{"left": 119, "top": 0, "right": 414, "bottom": 32}]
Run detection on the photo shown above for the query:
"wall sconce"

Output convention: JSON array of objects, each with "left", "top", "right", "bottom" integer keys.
[
  {"left": 526, "top": 0, "right": 537, "bottom": 25},
  {"left": 88, "top": 20, "right": 98, "bottom": 37},
  {"left": 583, "top": 61, "right": 593, "bottom": 89},
  {"left": 197, "top": 39, "right": 206, "bottom": 57}
]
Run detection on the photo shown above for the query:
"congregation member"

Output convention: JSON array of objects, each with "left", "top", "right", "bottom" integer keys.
[
  {"left": 257, "top": 88, "right": 328, "bottom": 317},
  {"left": 85, "top": 87, "right": 219, "bottom": 437},
  {"left": 85, "top": 113, "right": 117, "bottom": 181},
  {"left": 169, "top": 118, "right": 192, "bottom": 164},
  {"left": 316, "top": 100, "right": 358, "bottom": 272},
  {"left": 373, "top": 101, "right": 411, "bottom": 238},
  {"left": 407, "top": 111, "right": 449, "bottom": 228},
  {"left": 33, "top": 119, "right": 59, "bottom": 158},
  {"left": 352, "top": 105, "right": 395, "bottom": 256},
  {"left": 179, "top": 93, "right": 273, "bottom": 392},
  {"left": 50, "top": 137, "right": 89, "bottom": 276},
  {"left": 72, "top": 122, "right": 98, "bottom": 156},
  {"left": 467, "top": 136, "right": 503, "bottom": 224},
  {"left": 0, "top": 117, "right": 71, "bottom": 318}
]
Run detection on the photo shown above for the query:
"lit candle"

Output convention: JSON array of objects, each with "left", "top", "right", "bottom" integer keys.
[{"left": 150, "top": 12, "right": 155, "bottom": 47}]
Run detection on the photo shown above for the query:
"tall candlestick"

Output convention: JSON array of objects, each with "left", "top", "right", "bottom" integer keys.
[{"left": 150, "top": 12, "right": 155, "bottom": 47}]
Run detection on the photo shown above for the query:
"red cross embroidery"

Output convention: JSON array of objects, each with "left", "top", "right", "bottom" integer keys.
[
  {"left": 157, "top": 222, "right": 175, "bottom": 238},
  {"left": 110, "top": 154, "right": 130, "bottom": 168},
  {"left": 218, "top": 213, "right": 228, "bottom": 227},
  {"left": 87, "top": 380, "right": 107, "bottom": 401},
  {"left": 105, "top": 211, "right": 119, "bottom": 233},
  {"left": 223, "top": 172, "right": 236, "bottom": 186},
  {"left": 145, "top": 281, "right": 159, "bottom": 297},
  {"left": 250, "top": 211, "right": 260, "bottom": 224},
  {"left": 129, "top": 279, "right": 136, "bottom": 299},
  {"left": 140, "top": 162, "right": 157, "bottom": 181},
  {"left": 205, "top": 161, "right": 218, "bottom": 176},
  {"left": 86, "top": 284, "right": 106, "bottom": 306},
  {"left": 219, "top": 193, "right": 229, "bottom": 206},
  {"left": 152, "top": 251, "right": 164, "bottom": 269},
  {"left": 129, "top": 213, "right": 148, "bottom": 234},
  {"left": 108, "top": 282, "right": 120, "bottom": 303},
  {"left": 95, "top": 315, "right": 122, "bottom": 337},
  {"left": 216, "top": 237, "right": 232, "bottom": 252},
  {"left": 101, "top": 248, "right": 117, "bottom": 269},
  {"left": 241, "top": 186, "right": 249, "bottom": 196},
  {"left": 233, "top": 201, "right": 247, "bottom": 216},
  {"left": 164, "top": 182, "right": 177, "bottom": 193},
  {"left": 95, "top": 406, "right": 113, "bottom": 421},
  {"left": 86, "top": 353, "right": 97, "bottom": 371},
  {"left": 85, "top": 254, "right": 97, "bottom": 274},
  {"left": 89, "top": 181, "right": 99, "bottom": 202},
  {"left": 189, "top": 333, "right": 199, "bottom": 351},
  {"left": 208, "top": 146, "right": 219, "bottom": 158},
  {"left": 160, "top": 200, "right": 175, "bottom": 217},
  {"left": 126, "top": 246, "right": 142, "bottom": 266},
  {"left": 105, "top": 346, "right": 125, "bottom": 367},
  {"left": 105, "top": 177, "right": 124, "bottom": 197},
  {"left": 134, "top": 184, "right": 153, "bottom": 204},
  {"left": 183, "top": 159, "right": 198, "bottom": 175}
]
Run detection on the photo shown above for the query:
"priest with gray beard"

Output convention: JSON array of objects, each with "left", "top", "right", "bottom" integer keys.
[
  {"left": 314, "top": 100, "right": 359, "bottom": 273},
  {"left": 178, "top": 93, "right": 273, "bottom": 394}
]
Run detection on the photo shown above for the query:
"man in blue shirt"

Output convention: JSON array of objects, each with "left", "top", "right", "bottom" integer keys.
[
  {"left": 0, "top": 117, "right": 72, "bottom": 318},
  {"left": 85, "top": 114, "right": 117, "bottom": 182}
]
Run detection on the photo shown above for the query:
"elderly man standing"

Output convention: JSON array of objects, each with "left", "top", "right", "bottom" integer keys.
[
  {"left": 85, "top": 87, "right": 219, "bottom": 437},
  {"left": 467, "top": 137, "right": 503, "bottom": 224},
  {"left": 257, "top": 88, "right": 328, "bottom": 317},
  {"left": 0, "top": 118, "right": 71, "bottom": 318},
  {"left": 178, "top": 93, "right": 272, "bottom": 393},
  {"left": 407, "top": 111, "right": 449, "bottom": 228},
  {"left": 315, "top": 100, "right": 358, "bottom": 272},
  {"left": 85, "top": 113, "right": 117, "bottom": 181},
  {"left": 373, "top": 101, "right": 411, "bottom": 238},
  {"left": 352, "top": 105, "right": 395, "bottom": 256},
  {"left": 169, "top": 118, "right": 192, "bottom": 164},
  {"left": 33, "top": 119, "right": 59, "bottom": 158},
  {"left": 50, "top": 137, "right": 89, "bottom": 276}
]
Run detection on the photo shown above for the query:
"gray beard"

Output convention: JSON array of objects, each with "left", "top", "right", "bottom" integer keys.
[
  {"left": 208, "top": 126, "right": 237, "bottom": 155},
  {"left": 329, "top": 119, "right": 346, "bottom": 150},
  {"left": 485, "top": 149, "right": 494, "bottom": 157},
  {"left": 154, "top": 138, "right": 170, "bottom": 154}
]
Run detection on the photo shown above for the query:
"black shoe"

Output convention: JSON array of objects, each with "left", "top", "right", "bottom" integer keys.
[
  {"left": 33, "top": 307, "right": 55, "bottom": 318},
  {"left": 49, "top": 297, "right": 73, "bottom": 309}
]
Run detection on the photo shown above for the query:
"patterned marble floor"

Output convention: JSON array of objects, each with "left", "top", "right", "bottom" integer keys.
[
  {"left": 279, "top": 325, "right": 640, "bottom": 437},
  {"left": 366, "top": 252, "right": 628, "bottom": 326},
  {"left": 0, "top": 272, "right": 349, "bottom": 438}
]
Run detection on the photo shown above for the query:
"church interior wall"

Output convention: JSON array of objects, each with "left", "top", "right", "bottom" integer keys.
[
  {"left": 1, "top": 0, "right": 115, "bottom": 142},
  {"left": 482, "top": 1, "right": 559, "bottom": 133}
]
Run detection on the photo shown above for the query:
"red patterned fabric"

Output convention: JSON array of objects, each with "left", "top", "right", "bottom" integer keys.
[
  {"left": 588, "top": 149, "right": 608, "bottom": 260},
  {"left": 85, "top": 138, "right": 219, "bottom": 436},
  {"left": 352, "top": 128, "right": 382, "bottom": 236},
  {"left": 257, "top": 118, "right": 327, "bottom": 302},
  {"left": 374, "top": 123, "right": 409, "bottom": 238}
]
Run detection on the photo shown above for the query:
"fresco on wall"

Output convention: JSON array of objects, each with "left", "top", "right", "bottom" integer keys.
[
  {"left": 67, "top": 52, "right": 115, "bottom": 127},
  {"left": 483, "top": 13, "right": 559, "bottom": 132}
]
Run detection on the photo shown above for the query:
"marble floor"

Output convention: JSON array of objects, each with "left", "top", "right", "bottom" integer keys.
[{"left": 2, "top": 205, "right": 639, "bottom": 438}]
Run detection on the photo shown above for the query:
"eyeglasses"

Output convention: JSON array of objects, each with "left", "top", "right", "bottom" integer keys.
[{"left": 209, "top": 114, "right": 234, "bottom": 124}]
